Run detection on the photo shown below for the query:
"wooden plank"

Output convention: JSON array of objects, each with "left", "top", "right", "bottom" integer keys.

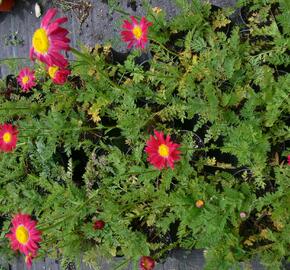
[{"left": 2, "top": 249, "right": 269, "bottom": 270}]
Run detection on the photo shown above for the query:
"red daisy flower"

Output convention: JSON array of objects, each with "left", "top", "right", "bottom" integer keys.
[
  {"left": 145, "top": 130, "right": 181, "bottom": 170},
  {"left": 17, "top": 67, "right": 37, "bottom": 92},
  {"left": 139, "top": 256, "right": 155, "bottom": 270},
  {"left": 287, "top": 155, "right": 290, "bottom": 165},
  {"left": 0, "top": 123, "right": 18, "bottom": 152},
  {"left": 30, "top": 8, "right": 70, "bottom": 68},
  {"left": 48, "top": 65, "right": 71, "bottom": 85},
  {"left": 6, "top": 213, "right": 42, "bottom": 255},
  {"left": 121, "top": 16, "right": 152, "bottom": 49}
]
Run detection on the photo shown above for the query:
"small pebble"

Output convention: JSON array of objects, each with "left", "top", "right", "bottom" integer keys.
[{"left": 35, "top": 3, "right": 41, "bottom": 18}]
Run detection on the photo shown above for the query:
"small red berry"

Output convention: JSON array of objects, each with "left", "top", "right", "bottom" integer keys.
[
  {"left": 139, "top": 256, "right": 155, "bottom": 270},
  {"left": 93, "top": 220, "right": 105, "bottom": 230},
  {"left": 195, "top": 199, "right": 205, "bottom": 208}
]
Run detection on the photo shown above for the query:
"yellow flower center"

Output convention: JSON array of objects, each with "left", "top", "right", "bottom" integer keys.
[
  {"left": 22, "top": 76, "right": 29, "bottom": 85},
  {"left": 132, "top": 25, "right": 143, "bottom": 40},
  {"left": 158, "top": 144, "right": 169, "bottom": 157},
  {"left": 48, "top": 66, "right": 59, "bottom": 79},
  {"left": 32, "top": 28, "right": 50, "bottom": 54},
  {"left": 3, "top": 132, "right": 12, "bottom": 143},
  {"left": 16, "top": 225, "right": 29, "bottom": 245}
]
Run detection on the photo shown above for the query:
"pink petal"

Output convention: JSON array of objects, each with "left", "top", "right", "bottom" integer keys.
[{"left": 41, "top": 8, "right": 57, "bottom": 28}]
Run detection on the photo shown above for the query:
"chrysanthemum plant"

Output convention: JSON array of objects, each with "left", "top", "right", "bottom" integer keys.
[{"left": 0, "top": 0, "right": 289, "bottom": 269}]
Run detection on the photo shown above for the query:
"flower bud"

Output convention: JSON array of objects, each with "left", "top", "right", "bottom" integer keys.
[
  {"left": 93, "top": 220, "right": 105, "bottom": 230},
  {"left": 240, "top": 212, "right": 247, "bottom": 219},
  {"left": 139, "top": 256, "right": 155, "bottom": 270},
  {"left": 195, "top": 199, "right": 205, "bottom": 208}
]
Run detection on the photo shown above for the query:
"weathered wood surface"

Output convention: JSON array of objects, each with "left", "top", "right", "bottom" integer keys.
[
  {"left": 0, "top": 0, "right": 237, "bottom": 78},
  {"left": 1, "top": 249, "right": 268, "bottom": 270}
]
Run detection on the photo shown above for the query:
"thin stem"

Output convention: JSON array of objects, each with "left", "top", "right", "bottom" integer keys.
[
  {"left": 97, "top": 66, "right": 126, "bottom": 91},
  {"left": 141, "top": 0, "right": 164, "bottom": 28},
  {"left": 19, "top": 134, "right": 51, "bottom": 138},
  {"left": 153, "top": 241, "right": 179, "bottom": 259},
  {"left": 71, "top": 47, "right": 125, "bottom": 91},
  {"left": 0, "top": 57, "right": 28, "bottom": 62},
  {"left": 114, "top": 258, "right": 132, "bottom": 270},
  {"left": 39, "top": 170, "right": 157, "bottom": 230},
  {"left": 120, "top": 169, "right": 158, "bottom": 177},
  {"left": 16, "top": 142, "right": 26, "bottom": 146},
  {"left": 59, "top": 0, "right": 85, "bottom": 6},
  {"left": 38, "top": 213, "right": 76, "bottom": 231},
  {"left": 19, "top": 126, "right": 100, "bottom": 133},
  {"left": 70, "top": 48, "right": 93, "bottom": 64},
  {"left": 111, "top": 7, "right": 132, "bottom": 17},
  {"left": 0, "top": 107, "right": 34, "bottom": 110},
  {"left": 38, "top": 190, "right": 100, "bottom": 231},
  {"left": 180, "top": 146, "right": 218, "bottom": 151},
  {"left": 149, "top": 38, "right": 179, "bottom": 57}
]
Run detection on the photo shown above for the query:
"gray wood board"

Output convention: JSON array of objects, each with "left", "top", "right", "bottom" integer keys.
[
  {"left": 0, "top": 0, "right": 237, "bottom": 78},
  {"left": 1, "top": 249, "right": 269, "bottom": 270}
]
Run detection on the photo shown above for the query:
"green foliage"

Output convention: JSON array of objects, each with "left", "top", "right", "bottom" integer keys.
[{"left": 0, "top": 0, "right": 289, "bottom": 269}]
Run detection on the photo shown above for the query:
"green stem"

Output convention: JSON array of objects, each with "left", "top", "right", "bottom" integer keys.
[
  {"left": 0, "top": 57, "right": 28, "bottom": 63},
  {"left": 98, "top": 66, "right": 126, "bottom": 91},
  {"left": 149, "top": 38, "right": 179, "bottom": 57},
  {"left": 16, "top": 142, "right": 26, "bottom": 146},
  {"left": 0, "top": 107, "right": 34, "bottom": 110},
  {"left": 153, "top": 241, "right": 179, "bottom": 259},
  {"left": 38, "top": 190, "right": 100, "bottom": 231},
  {"left": 71, "top": 47, "right": 93, "bottom": 64},
  {"left": 71, "top": 47, "right": 125, "bottom": 91},
  {"left": 180, "top": 146, "right": 218, "bottom": 151},
  {"left": 19, "top": 126, "right": 100, "bottom": 134},
  {"left": 120, "top": 169, "right": 158, "bottom": 177},
  {"left": 114, "top": 258, "right": 132, "bottom": 270},
  {"left": 142, "top": 0, "right": 164, "bottom": 28},
  {"left": 111, "top": 7, "right": 132, "bottom": 17},
  {"left": 38, "top": 213, "right": 76, "bottom": 231}
]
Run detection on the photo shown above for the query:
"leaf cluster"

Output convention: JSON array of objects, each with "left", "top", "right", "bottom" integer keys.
[{"left": 0, "top": 0, "right": 289, "bottom": 269}]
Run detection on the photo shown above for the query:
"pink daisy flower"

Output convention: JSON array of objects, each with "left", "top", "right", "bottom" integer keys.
[
  {"left": 121, "top": 16, "right": 152, "bottom": 49},
  {"left": 48, "top": 65, "right": 71, "bottom": 85},
  {"left": 6, "top": 213, "right": 42, "bottom": 255},
  {"left": 139, "top": 256, "right": 155, "bottom": 270},
  {"left": 0, "top": 123, "right": 18, "bottom": 152},
  {"left": 287, "top": 155, "right": 290, "bottom": 165},
  {"left": 17, "top": 67, "right": 37, "bottom": 92},
  {"left": 30, "top": 8, "right": 70, "bottom": 68},
  {"left": 145, "top": 130, "right": 181, "bottom": 170}
]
